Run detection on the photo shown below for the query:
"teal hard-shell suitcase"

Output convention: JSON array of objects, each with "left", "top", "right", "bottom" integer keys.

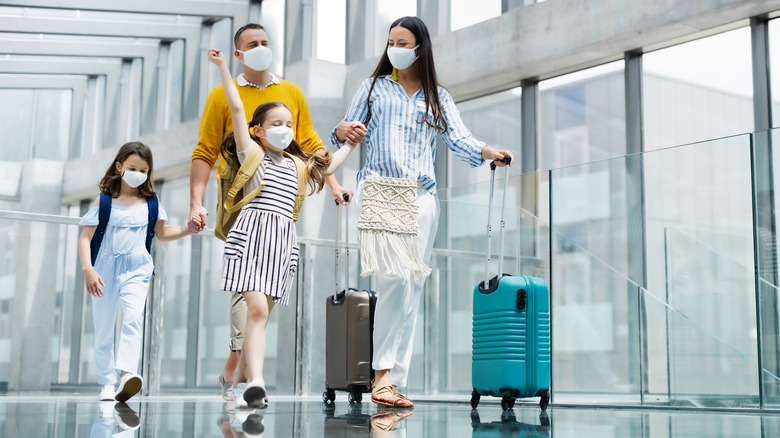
[{"left": 471, "top": 159, "right": 551, "bottom": 411}]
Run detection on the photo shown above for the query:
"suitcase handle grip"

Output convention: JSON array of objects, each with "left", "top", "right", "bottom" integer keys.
[
  {"left": 517, "top": 289, "right": 526, "bottom": 311},
  {"left": 489, "top": 156, "right": 511, "bottom": 170}
]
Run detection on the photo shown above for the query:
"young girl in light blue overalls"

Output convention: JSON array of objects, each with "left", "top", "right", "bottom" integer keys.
[{"left": 78, "top": 141, "right": 192, "bottom": 403}]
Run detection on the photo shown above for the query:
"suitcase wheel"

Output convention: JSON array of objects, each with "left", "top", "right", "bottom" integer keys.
[
  {"left": 348, "top": 391, "right": 362, "bottom": 404},
  {"left": 470, "top": 389, "right": 480, "bottom": 409},
  {"left": 539, "top": 389, "right": 550, "bottom": 411},
  {"left": 500, "top": 391, "right": 515, "bottom": 411},
  {"left": 322, "top": 388, "right": 336, "bottom": 404}
]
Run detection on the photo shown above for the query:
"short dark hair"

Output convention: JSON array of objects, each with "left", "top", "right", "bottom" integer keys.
[{"left": 234, "top": 23, "right": 266, "bottom": 49}]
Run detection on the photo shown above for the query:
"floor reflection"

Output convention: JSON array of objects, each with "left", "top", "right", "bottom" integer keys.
[{"left": 2, "top": 394, "right": 780, "bottom": 437}]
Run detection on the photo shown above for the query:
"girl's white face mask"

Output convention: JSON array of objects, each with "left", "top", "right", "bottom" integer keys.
[
  {"left": 387, "top": 45, "right": 419, "bottom": 70},
  {"left": 122, "top": 170, "right": 147, "bottom": 188},
  {"left": 263, "top": 126, "right": 294, "bottom": 150},
  {"left": 237, "top": 45, "right": 273, "bottom": 72}
]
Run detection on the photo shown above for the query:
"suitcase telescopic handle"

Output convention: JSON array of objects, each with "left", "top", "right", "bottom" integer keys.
[
  {"left": 485, "top": 157, "right": 511, "bottom": 287},
  {"left": 334, "top": 194, "right": 351, "bottom": 297}
]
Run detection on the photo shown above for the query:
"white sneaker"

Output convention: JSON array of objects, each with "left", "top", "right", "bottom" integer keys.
[
  {"left": 115, "top": 373, "right": 143, "bottom": 402},
  {"left": 99, "top": 385, "right": 115, "bottom": 401},
  {"left": 243, "top": 380, "right": 268, "bottom": 409},
  {"left": 232, "top": 383, "right": 248, "bottom": 408}
]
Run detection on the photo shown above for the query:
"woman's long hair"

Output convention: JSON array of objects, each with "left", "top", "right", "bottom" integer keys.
[
  {"left": 221, "top": 102, "right": 331, "bottom": 194},
  {"left": 363, "top": 16, "right": 447, "bottom": 132},
  {"left": 99, "top": 141, "right": 156, "bottom": 198}
]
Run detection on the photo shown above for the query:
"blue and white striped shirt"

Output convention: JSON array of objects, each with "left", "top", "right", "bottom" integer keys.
[{"left": 330, "top": 75, "right": 486, "bottom": 194}]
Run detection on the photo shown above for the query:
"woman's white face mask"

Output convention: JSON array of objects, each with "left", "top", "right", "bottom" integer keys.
[
  {"left": 387, "top": 45, "right": 419, "bottom": 70},
  {"left": 237, "top": 45, "right": 273, "bottom": 71}
]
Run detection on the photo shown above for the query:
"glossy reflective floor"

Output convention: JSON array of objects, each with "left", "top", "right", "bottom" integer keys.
[{"left": 3, "top": 392, "right": 780, "bottom": 437}]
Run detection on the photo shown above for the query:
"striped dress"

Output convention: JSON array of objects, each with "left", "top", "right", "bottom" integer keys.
[{"left": 221, "top": 154, "right": 299, "bottom": 305}]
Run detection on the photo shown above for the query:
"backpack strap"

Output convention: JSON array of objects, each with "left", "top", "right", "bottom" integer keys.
[
  {"left": 288, "top": 155, "right": 308, "bottom": 222},
  {"left": 224, "top": 145, "right": 266, "bottom": 215},
  {"left": 90, "top": 192, "right": 112, "bottom": 266},
  {"left": 146, "top": 194, "right": 158, "bottom": 254}
]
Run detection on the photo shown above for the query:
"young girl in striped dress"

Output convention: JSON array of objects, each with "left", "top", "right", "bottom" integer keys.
[{"left": 207, "top": 48, "right": 356, "bottom": 409}]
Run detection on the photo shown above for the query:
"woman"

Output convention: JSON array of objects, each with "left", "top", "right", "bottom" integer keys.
[{"left": 331, "top": 16, "right": 513, "bottom": 407}]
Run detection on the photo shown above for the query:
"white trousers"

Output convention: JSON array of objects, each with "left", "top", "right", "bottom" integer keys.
[
  {"left": 92, "top": 260, "right": 150, "bottom": 386},
  {"left": 359, "top": 184, "right": 440, "bottom": 388}
]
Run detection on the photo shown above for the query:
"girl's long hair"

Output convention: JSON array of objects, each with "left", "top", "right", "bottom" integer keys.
[
  {"left": 99, "top": 141, "right": 156, "bottom": 198},
  {"left": 363, "top": 16, "right": 447, "bottom": 132},
  {"left": 221, "top": 102, "right": 330, "bottom": 194}
]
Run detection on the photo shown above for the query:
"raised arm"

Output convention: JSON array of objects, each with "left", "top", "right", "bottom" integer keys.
[{"left": 207, "top": 48, "right": 254, "bottom": 155}]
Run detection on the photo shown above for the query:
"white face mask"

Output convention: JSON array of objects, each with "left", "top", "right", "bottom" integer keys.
[
  {"left": 263, "top": 126, "right": 294, "bottom": 150},
  {"left": 237, "top": 45, "right": 273, "bottom": 72},
  {"left": 122, "top": 170, "right": 147, "bottom": 188},
  {"left": 387, "top": 45, "right": 419, "bottom": 70}
]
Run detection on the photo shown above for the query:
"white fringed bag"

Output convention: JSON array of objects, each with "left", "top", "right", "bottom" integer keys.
[{"left": 358, "top": 175, "right": 431, "bottom": 281}]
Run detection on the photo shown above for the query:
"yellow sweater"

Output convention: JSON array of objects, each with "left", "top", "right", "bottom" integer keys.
[{"left": 192, "top": 78, "right": 324, "bottom": 174}]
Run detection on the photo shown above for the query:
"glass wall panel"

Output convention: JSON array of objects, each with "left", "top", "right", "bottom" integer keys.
[
  {"left": 0, "top": 215, "right": 79, "bottom": 388},
  {"left": 451, "top": 0, "right": 501, "bottom": 31},
  {"left": 0, "top": 89, "right": 34, "bottom": 162},
  {"left": 193, "top": 177, "right": 231, "bottom": 388},
  {"left": 754, "top": 128, "right": 780, "bottom": 407},
  {"left": 156, "top": 179, "right": 195, "bottom": 386},
  {"left": 642, "top": 134, "right": 757, "bottom": 403},
  {"left": 453, "top": 88, "right": 522, "bottom": 189},
  {"left": 770, "top": 19, "right": 780, "bottom": 128},
  {"left": 540, "top": 61, "right": 626, "bottom": 170},
  {"left": 33, "top": 89, "right": 71, "bottom": 161},
  {"left": 644, "top": 27, "right": 753, "bottom": 150},
  {"left": 549, "top": 158, "right": 638, "bottom": 402}
]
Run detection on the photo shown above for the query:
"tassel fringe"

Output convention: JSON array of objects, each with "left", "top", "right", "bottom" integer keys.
[{"left": 359, "top": 229, "right": 431, "bottom": 282}]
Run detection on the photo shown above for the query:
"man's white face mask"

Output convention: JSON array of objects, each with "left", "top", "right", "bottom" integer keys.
[{"left": 237, "top": 45, "right": 273, "bottom": 71}]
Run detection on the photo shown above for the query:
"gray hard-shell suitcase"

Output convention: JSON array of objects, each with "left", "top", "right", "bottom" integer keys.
[{"left": 323, "top": 196, "right": 377, "bottom": 405}]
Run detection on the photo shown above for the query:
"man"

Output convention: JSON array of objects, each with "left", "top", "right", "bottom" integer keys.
[{"left": 188, "top": 23, "right": 352, "bottom": 399}]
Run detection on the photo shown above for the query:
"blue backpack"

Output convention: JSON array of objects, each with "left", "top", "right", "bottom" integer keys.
[{"left": 89, "top": 192, "right": 159, "bottom": 265}]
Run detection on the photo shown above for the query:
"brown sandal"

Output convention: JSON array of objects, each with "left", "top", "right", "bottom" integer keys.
[{"left": 371, "top": 384, "right": 414, "bottom": 407}]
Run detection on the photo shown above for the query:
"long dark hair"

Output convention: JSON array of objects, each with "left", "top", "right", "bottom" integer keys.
[
  {"left": 364, "top": 16, "right": 447, "bottom": 132},
  {"left": 99, "top": 141, "right": 156, "bottom": 198},
  {"left": 221, "top": 102, "right": 331, "bottom": 194}
]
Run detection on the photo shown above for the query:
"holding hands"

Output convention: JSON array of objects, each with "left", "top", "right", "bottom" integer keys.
[{"left": 336, "top": 121, "right": 368, "bottom": 145}]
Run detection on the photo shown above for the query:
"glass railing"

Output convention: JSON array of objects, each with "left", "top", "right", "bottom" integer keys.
[{"left": 3, "top": 127, "right": 780, "bottom": 412}]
